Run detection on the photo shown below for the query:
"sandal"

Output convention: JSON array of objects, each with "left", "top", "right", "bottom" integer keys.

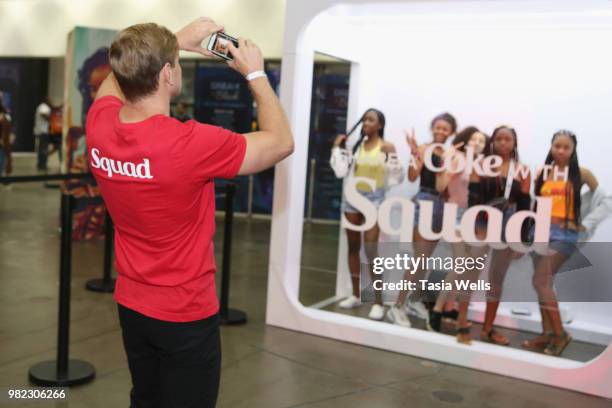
[
  {"left": 480, "top": 329, "right": 510, "bottom": 346},
  {"left": 452, "top": 320, "right": 472, "bottom": 329},
  {"left": 544, "top": 332, "right": 573, "bottom": 356},
  {"left": 442, "top": 309, "right": 459, "bottom": 320},
  {"left": 457, "top": 327, "right": 472, "bottom": 345},
  {"left": 521, "top": 332, "right": 552, "bottom": 351}
]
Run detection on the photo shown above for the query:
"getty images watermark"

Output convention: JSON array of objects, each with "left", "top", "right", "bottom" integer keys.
[
  {"left": 357, "top": 241, "right": 604, "bottom": 304},
  {"left": 370, "top": 252, "right": 490, "bottom": 292}
]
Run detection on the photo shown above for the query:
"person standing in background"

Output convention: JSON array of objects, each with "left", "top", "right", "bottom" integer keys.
[
  {"left": 34, "top": 97, "right": 51, "bottom": 172},
  {"left": 0, "top": 100, "right": 13, "bottom": 179},
  {"left": 47, "top": 103, "right": 64, "bottom": 165}
]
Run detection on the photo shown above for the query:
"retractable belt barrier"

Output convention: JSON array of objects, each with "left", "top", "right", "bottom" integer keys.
[
  {"left": 85, "top": 211, "right": 115, "bottom": 293},
  {"left": 219, "top": 183, "right": 247, "bottom": 325},
  {"left": 28, "top": 192, "right": 96, "bottom": 386},
  {"left": 0, "top": 173, "right": 247, "bottom": 386}
]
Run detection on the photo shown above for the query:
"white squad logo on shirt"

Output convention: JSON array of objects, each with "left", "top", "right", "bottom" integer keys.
[{"left": 90, "top": 148, "right": 153, "bottom": 179}]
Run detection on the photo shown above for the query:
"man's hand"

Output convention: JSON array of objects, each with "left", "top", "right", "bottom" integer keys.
[
  {"left": 175, "top": 17, "right": 224, "bottom": 57},
  {"left": 231, "top": 36, "right": 293, "bottom": 175},
  {"left": 226, "top": 38, "right": 264, "bottom": 77}
]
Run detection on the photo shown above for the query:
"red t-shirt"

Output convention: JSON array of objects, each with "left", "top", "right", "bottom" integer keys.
[{"left": 86, "top": 96, "right": 246, "bottom": 322}]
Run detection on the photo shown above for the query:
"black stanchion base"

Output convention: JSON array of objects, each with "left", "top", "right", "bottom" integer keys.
[
  {"left": 220, "top": 309, "right": 247, "bottom": 326},
  {"left": 85, "top": 278, "right": 116, "bottom": 293},
  {"left": 29, "top": 360, "right": 95, "bottom": 387}
]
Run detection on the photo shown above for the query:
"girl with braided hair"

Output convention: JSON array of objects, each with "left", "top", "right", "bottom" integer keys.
[
  {"left": 523, "top": 130, "right": 598, "bottom": 356},
  {"left": 331, "top": 108, "right": 400, "bottom": 321}
]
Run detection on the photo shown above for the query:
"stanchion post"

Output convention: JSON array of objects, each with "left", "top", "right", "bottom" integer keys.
[
  {"left": 28, "top": 193, "right": 96, "bottom": 386},
  {"left": 56, "top": 193, "right": 72, "bottom": 375},
  {"left": 306, "top": 158, "right": 316, "bottom": 223},
  {"left": 86, "top": 210, "right": 115, "bottom": 292},
  {"left": 219, "top": 183, "right": 247, "bottom": 325}
]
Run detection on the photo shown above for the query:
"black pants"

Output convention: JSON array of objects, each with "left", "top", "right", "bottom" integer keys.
[
  {"left": 118, "top": 304, "right": 221, "bottom": 408},
  {"left": 36, "top": 133, "right": 49, "bottom": 170}
]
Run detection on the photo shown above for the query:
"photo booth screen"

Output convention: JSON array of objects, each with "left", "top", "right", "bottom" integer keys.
[{"left": 304, "top": 2, "right": 612, "bottom": 358}]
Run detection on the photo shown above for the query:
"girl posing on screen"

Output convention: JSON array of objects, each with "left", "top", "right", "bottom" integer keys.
[
  {"left": 386, "top": 113, "right": 457, "bottom": 328},
  {"left": 523, "top": 130, "right": 598, "bottom": 355},
  {"left": 332, "top": 109, "right": 401, "bottom": 321},
  {"left": 427, "top": 127, "right": 491, "bottom": 338},
  {"left": 479, "top": 125, "right": 531, "bottom": 345}
]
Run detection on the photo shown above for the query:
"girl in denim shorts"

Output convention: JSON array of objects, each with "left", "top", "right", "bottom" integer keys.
[
  {"left": 334, "top": 109, "right": 401, "bottom": 321},
  {"left": 524, "top": 130, "right": 599, "bottom": 356}
]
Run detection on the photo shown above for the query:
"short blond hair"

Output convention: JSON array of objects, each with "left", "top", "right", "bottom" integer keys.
[{"left": 109, "top": 23, "right": 178, "bottom": 102}]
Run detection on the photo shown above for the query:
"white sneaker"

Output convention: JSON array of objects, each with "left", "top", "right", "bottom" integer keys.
[
  {"left": 368, "top": 304, "right": 385, "bottom": 321},
  {"left": 386, "top": 305, "right": 412, "bottom": 327},
  {"left": 338, "top": 295, "right": 361, "bottom": 309},
  {"left": 406, "top": 298, "right": 430, "bottom": 323}
]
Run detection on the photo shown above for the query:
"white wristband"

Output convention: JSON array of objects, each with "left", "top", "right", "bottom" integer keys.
[{"left": 246, "top": 70, "right": 266, "bottom": 81}]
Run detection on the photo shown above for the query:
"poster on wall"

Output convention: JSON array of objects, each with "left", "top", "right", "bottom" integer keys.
[
  {"left": 0, "top": 62, "right": 18, "bottom": 126},
  {"left": 194, "top": 63, "right": 252, "bottom": 212},
  {"left": 306, "top": 72, "right": 349, "bottom": 220},
  {"left": 62, "top": 26, "right": 116, "bottom": 240},
  {"left": 0, "top": 60, "right": 48, "bottom": 153}
]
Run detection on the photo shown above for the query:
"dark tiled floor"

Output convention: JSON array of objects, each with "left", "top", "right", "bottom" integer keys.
[{"left": 1, "top": 156, "right": 611, "bottom": 407}]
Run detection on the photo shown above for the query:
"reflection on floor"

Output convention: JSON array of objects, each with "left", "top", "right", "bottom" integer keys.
[
  {"left": 300, "top": 222, "right": 606, "bottom": 363},
  {"left": 320, "top": 303, "right": 604, "bottom": 363},
  {"left": 0, "top": 156, "right": 610, "bottom": 407}
]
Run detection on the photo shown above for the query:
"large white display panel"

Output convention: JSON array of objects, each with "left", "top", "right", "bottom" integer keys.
[
  {"left": 267, "top": 0, "right": 612, "bottom": 397},
  {"left": 335, "top": 2, "right": 612, "bottom": 346}
]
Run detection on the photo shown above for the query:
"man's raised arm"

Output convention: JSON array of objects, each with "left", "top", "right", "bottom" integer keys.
[{"left": 226, "top": 39, "right": 294, "bottom": 175}]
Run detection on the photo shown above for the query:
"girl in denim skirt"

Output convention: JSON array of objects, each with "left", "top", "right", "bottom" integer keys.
[
  {"left": 333, "top": 109, "right": 401, "bottom": 321},
  {"left": 524, "top": 130, "right": 598, "bottom": 356}
]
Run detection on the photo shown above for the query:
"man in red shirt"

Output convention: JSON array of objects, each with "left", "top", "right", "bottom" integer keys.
[{"left": 86, "top": 18, "right": 293, "bottom": 407}]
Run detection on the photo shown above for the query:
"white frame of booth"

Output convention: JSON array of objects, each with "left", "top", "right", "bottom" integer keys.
[{"left": 266, "top": 0, "right": 612, "bottom": 398}]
